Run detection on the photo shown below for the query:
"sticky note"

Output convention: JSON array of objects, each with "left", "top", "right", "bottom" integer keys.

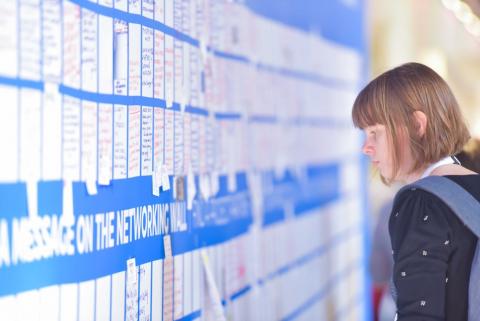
[
  {"left": 152, "top": 174, "right": 160, "bottom": 196},
  {"left": 199, "top": 174, "right": 210, "bottom": 200},
  {"left": 86, "top": 179, "right": 97, "bottom": 195},
  {"left": 162, "top": 165, "right": 170, "bottom": 191},
  {"left": 174, "top": 176, "right": 185, "bottom": 201},
  {"left": 98, "top": 165, "right": 111, "bottom": 186},
  {"left": 126, "top": 257, "right": 137, "bottom": 284},
  {"left": 187, "top": 171, "right": 196, "bottom": 210},
  {"left": 62, "top": 180, "right": 75, "bottom": 225},
  {"left": 26, "top": 180, "right": 38, "bottom": 217}
]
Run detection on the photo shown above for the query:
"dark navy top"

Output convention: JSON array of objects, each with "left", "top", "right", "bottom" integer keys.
[{"left": 389, "top": 175, "right": 479, "bottom": 321}]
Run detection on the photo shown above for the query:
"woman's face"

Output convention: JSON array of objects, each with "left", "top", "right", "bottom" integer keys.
[
  {"left": 362, "top": 124, "right": 394, "bottom": 179},
  {"left": 362, "top": 124, "right": 416, "bottom": 182}
]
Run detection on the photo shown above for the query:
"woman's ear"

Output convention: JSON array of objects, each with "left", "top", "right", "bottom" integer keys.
[{"left": 413, "top": 111, "right": 427, "bottom": 137}]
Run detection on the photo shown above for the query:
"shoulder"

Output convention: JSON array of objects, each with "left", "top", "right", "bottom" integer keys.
[
  {"left": 389, "top": 187, "right": 455, "bottom": 245},
  {"left": 392, "top": 186, "right": 449, "bottom": 215}
]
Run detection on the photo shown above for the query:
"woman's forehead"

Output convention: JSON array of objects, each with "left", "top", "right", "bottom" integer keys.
[{"left": 363, "top": 124, "right": 385, "bottom": 131}]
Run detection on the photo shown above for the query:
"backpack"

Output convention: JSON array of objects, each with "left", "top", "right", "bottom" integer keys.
[{"left": 391, "top": 175, "right": 480, "bottom": 321}]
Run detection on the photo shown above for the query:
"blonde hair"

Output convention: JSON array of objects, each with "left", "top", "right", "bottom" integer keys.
[{"left": 352, "top": 62, "right": 470, "bottom": 184}]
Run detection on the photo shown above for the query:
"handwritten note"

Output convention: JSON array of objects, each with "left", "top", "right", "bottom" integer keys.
[
  {"left": 173, "top": 255, "right": 184, "bottom": 320},
  {"left": 128, "top": 23, "right": 141, "bottom": 96},
  {"left": 98, "top": 104, "right": 113, "bottom": 185},
  {"left": 198, "top": 117, "right": 207, "bottom": 173},
  {"left": 153, "top": 108, "right": 165, "bottom": 170},
  {"left": 154, "top": 0, "right": 164, "bottom": 23},
  {"left": 183, "top": 113, "right": 192, "bottom": 173},
  {"left": 19, "top": 0, "right": 41, "bottom": 80},
  {"left": 43, "top": 83, "right": 62, "bottom": 180},
  {"left": 139, "top": 263, "right": 151, "bottom": 321},
  {"left": 163, "top": 235, "right": 174, "bottom": 321},
  {"left": 113, "top": 105, "right": 127, "bottom": 179},
  {"left": 164, "top": 109, "right": 174, "bottom": 175},
  {"left": 98, "top": 10, "right": 113, "bottom": 94},
  {"left": 113, "top": 19, "right": 128, "bottom": 95},
  {"left": 63, "top": 2, "right": 81, "bottom": 88},
  {"left": 126, "top": 258, "right": 139, "bottom": 321},
  {"left": 19, "top": 89, "right": 41, "bottom": 182},
  {"left": 173, "top": 0, "right": 184, "bottom": 104},
  {"left": 142, "top": 26, "right": 154, "bottom": 98},
  {"left": 142, "top": 106, "right": 153, "bottom": 176},
  {"left": 154, "top": 30, "right": 165, "bottom": 99},
  {"left": 174, "top": 112, "right": 184, "bottom": 176},
  {"left": 205, "top": 118, "right": 215, "bottom": 173},
  {"left": 128, "top": 106, "right": 141, "bottom": 178},
  {"left": 81, "top": 101, "right": 98, "bottom": 184},
  {"left": 81, "top": 8, "right": 98, "bottom": 92},
  {"left": 164, "top": 31, "right": 174, "bottom": 106},
  {"left": 63, "top": 97, "right": 81, "bottom": 181},
  {"left": 142, "top": 0, "right": 154, "bottom": 18},
  {"left": 188, "top": 45, "right": 200, "bottom": 108},
  {"left": 151, "top": 260, "right": 163, "bottom": 321},
  {"left": 190, "top": 115, "right": 200, "bottom": 173},
  {"left": 0, "top": 2, "right": 18, "bottom": 77}
]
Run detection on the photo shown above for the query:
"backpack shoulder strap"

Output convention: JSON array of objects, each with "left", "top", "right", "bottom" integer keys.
[
  {"left": 395, "top": 175, "right": 480, "bottom": 237},
  {"left": 394, "top": 175, "right": 480, "bottom": 321}
]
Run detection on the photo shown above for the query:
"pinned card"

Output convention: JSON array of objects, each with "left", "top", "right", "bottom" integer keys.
[
  {"left": 62, "top": 180, "right": 75, "bottom": 225},
  {"left": 152, "top": 174, "right": 160, "bottom": 196},
  {"left": 163, "top": 235, "right": 172, "bottom": 258},
  {"left": 126, "top": 257, "right": 138, "bottom": 284},
  {"left": 98, "top": 166, "right": 111, "bottom": 186},
  {"left": 166, "top": 94, "right": 174, "bottom": 109},
  {"left": 174, "top": 176, "right": 185, "bottom": 201},
  {"left": 161, "top": 165, "right": 170, "bottom": 191},
  {"left": 199, "top": 174, "right": 211, "bottom": 200},
  {"left": 86, "top": 178, "right": 98, "bottom": 195},
  {"left": 152, "top": 163, "right": 163, "bottom": 196},
  {"left": 187, "top": 170, "right": 196, "bottom": 210}
]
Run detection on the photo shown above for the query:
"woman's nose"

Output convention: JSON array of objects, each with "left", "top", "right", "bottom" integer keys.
[{"left": 362, "top": 140, "right": 374, "bottom": 156}]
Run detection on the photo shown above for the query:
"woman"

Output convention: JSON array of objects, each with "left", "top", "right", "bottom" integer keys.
[{"left": 352, "top": 62, "right": 479, "bottom": 320}]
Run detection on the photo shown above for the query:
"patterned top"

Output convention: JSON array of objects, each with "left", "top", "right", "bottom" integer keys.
[{"left": 389, "top": 175, "right": 480, "bottom": 321}]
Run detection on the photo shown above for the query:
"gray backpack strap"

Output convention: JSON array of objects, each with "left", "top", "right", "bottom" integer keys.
[
  {"left": 470, "top": 248, "right": 480, "bottom": 321},
  {"left": 395, "top": 175, "right": 480, "bottom": 321}
]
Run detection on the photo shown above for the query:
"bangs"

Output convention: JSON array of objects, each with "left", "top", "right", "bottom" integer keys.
[{"left": 351, "top": 81, "right": 386, "bottom": 129}]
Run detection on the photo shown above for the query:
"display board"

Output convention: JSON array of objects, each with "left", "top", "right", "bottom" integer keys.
[{"left": 0, "top": 0, "right": 368, "bottom": 320}]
